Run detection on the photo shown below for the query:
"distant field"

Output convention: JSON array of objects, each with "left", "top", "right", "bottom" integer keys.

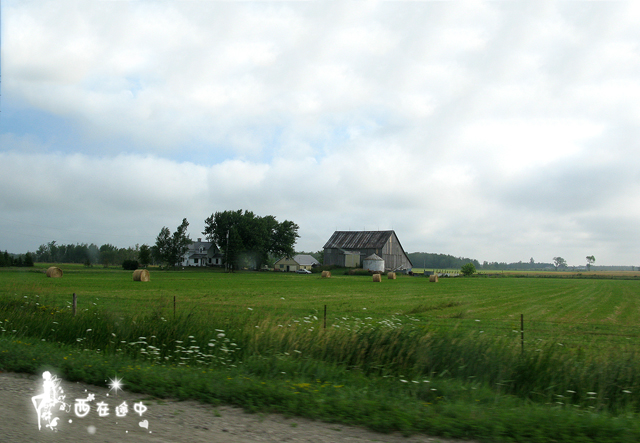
[{"left": 3, "top": 264, "right": 640, "bottom": 350}]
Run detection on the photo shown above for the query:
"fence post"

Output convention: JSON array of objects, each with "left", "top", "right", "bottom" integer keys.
[
  {"left": 324, "top": 305, "right": 327, "bottom": 329},
  {"left": 521, "top": 314, "right": 524, "bottom": 353},
  {"left": 72, "top": 293, "right": 77, "bottom": 316}
]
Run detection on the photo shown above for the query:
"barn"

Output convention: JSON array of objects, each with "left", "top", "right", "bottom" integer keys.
[{"left": 322, "top": 230, "right": 413, "bottom": 272}]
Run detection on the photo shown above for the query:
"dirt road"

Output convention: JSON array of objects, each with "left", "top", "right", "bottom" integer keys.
[{"left": 0, "top": 372, "right": 475, "bottom": 443}]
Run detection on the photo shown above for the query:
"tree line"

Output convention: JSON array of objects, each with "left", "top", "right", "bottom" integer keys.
[
  {"left": 407, "top": 252, "right": 481, "bottom": 270},
  {"left": 32, "top": 241, "right": 146, "bottom": 267},
  {"left": 0, "top": 250, "right": 34, "bottom": 267}
]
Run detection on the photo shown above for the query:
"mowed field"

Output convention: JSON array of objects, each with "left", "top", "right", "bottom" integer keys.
[
  {"left": 3, "top": 264, "right": 640, "bottom": 349},
  {"left": 4, "top": 265, "right": 640, "bottom": 442}
]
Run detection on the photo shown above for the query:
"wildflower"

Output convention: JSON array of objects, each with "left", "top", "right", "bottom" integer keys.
[{"left": 400, "top": 379, "right": 408, "bottom": 383}]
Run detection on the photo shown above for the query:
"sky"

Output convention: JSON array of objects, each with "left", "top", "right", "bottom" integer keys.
[{"left": 1, "top": 1, "right": 640, "bottom": 267}]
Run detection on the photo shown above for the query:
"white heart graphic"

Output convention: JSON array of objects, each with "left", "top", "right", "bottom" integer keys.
[{"left": 139, "top": 420, "right": 149, "bottom": 429}]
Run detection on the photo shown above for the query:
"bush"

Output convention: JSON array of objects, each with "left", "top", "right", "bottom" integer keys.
[
  {"left": 461, "top": 263, "right": 476, "bottom": 276},
  {"left": 122, "top": 260, "right": 139, "bottom": 270}
]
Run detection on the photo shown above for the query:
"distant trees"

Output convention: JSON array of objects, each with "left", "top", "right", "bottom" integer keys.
[
  {"left": 0, "top": 250, "right": 34, "bottom": 267},
  {"left": 203, "top": 210, "right": 299, "bottom": 270},
  {"left": 153, "top": 218, "right": 192, "bottom": 268},
  {"left": 553, "top": 257, "right": 567, "bottom": 271},
  {"left": 408, "top": 253, "right": 480, "bottom": 270},
  {"left": 33, "top": 241, "right": 138, "bottom": 266},
  {"left": 586, "top": 255, "right": 595, "bottom": 271}
]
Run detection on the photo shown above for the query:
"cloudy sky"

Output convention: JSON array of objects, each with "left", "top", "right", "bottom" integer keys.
[{"left": 1, "top": 1, "right": 639, "bottom": 266}]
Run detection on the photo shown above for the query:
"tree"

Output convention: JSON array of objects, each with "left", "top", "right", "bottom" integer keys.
[
  {"left": 138, "top": 244, "right": 152, "bottom": 266},
  {"left": 586, "top": 255, "right": 595, "bottom": 271},
  {"left": 202, "top": 210, "right": 299, "bottom": 270},
  {"left": 99, "top": 244, "right": 118, "bottom": 268},
  {"left": 553, "top": 257, "right": 567, "bottom": 271},
  {"left": 24, "top": 252, "right": 34, "bottom": 267},
  {"left": 154, "top": 219, "right": 192, "bottom": 267},
  {"left": 461, "top": 262, "right": 476, "bottom": 276}
]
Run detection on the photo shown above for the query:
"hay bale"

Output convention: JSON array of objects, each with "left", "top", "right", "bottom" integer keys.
[
  {"left": 372, "top": 273, "right": 382, "bottom": 282},
  {"left": 321, "top": 271, "right": 331, "bottom": 278},
  {"left": 45, "top": 267, "right": 63, "bottom": 278},
  {"left": 429, "top": 274, "right": 438, "bottom": 283},
  {"left": 133, "top": 269, "right": 150, "bottom": 282},
  {"left": 387, "top": 272, "right": 396, "bottom": 280}
]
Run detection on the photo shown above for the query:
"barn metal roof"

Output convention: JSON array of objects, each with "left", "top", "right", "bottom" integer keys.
[{"left": 323, "top": 231, "right": 395, "bottom": 250}]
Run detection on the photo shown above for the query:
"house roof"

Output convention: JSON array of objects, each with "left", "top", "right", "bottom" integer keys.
[
  {"left": 323, "top": 231, "right": 395, "bottom": 250},
  {"left": 293, "top": 254, "right": 320, "bottom": 266}
]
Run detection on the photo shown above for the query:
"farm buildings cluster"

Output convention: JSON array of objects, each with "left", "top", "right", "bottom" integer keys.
[{"left": 182, "top": 230, "right": 413, "bottom": 273}]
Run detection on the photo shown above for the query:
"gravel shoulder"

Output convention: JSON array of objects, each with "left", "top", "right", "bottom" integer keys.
[{"left": 0, "top": 372, "right": 477, "bottom": 443}]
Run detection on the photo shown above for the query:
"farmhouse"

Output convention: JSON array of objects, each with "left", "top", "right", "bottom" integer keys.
[
  {"left": 274, "top": 254, "right": 320, "bottom": 272},
  {"left": 323, "top": 230, "right": 413, "bottom": 272},
  {"left": 181, "top": 238, "right": 224, "bottom": 267}
]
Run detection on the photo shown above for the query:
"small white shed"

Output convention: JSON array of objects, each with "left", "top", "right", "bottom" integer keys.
[{"left": 363, "top": 254, "right": 385, "bottom": 273}]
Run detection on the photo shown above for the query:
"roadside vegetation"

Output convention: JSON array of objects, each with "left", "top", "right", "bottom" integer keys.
[{"left": 2, "top": 264, "right": 640, "bottom": 442}]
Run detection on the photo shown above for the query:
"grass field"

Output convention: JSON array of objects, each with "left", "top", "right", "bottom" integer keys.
[{"left": 2, "top": 264, "right": 640, "bottom": 442}]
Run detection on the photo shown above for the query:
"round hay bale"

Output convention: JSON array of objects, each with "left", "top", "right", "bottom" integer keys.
[
  {"left": 387, "top": 272, "right": 396, "bottom": 280},
  {"left": 321, "top": 270, "right": 331, "bottom": 278},
  {"left": 133, "top": 269, "right": 150, "bottom": 282},
  {"left": 429, "top": 275, "right": 439, "bottom": 283},
  {"left": 372, "top": 273, "right": 382, "bottom": 283},
  {"left": 45, "top": 267, "right": 63, "bottom": 278}
]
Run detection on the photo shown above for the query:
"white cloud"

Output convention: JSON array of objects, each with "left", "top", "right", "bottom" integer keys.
[{"left": 2, "top": 1, "right": 640, "bottom": 266}]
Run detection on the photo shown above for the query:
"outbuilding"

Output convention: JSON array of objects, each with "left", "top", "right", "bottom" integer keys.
[{"left": 274, "top": 254, "right": 320, "bottom": 272}]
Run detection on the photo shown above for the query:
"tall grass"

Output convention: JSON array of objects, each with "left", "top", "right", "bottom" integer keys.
[{"left": 2, "top": 292, "right": 640, "bottom": 414}]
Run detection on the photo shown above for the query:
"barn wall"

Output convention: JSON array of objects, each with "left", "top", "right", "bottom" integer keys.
[{"left": 323, "top": 249, "right": 345, "bottom": 267}]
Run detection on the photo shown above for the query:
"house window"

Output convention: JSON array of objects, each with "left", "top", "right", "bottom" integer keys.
[
  {"left": 194, "top": 258, "right": 198, "bottom": 264},
  {"left": 280, "top": 264, "right": 284, "bottom": 269}
]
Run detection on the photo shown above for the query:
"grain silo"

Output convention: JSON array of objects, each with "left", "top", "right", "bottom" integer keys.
[{"left": 363, "top": 253, "right": 384, "bottom": 273}]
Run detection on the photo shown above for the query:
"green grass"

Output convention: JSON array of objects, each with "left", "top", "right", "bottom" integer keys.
[{"left": 2, "top": 265, "right": 640, "bottom": 442}]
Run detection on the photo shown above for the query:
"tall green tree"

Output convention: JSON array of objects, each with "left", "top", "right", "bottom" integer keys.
[
  {"left": 23, "top": 252, "right": 34, "bottom": 267},
  {"left": 586, "top": 255, "right": 595, "bottom": 271},
  {"left": 154, "top": 218, "right": 192, "bottom": 267},
  {"left": 202, "top": 210, "right": 299, "bottom": 270},
  {"left": 138, "top": 244, "right": 152, "bottom": 266}
]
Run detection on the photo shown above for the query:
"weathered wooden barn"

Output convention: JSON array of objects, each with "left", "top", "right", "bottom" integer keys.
[{"left": 322, "top": 231, "right": 413, "bottom": 272}]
